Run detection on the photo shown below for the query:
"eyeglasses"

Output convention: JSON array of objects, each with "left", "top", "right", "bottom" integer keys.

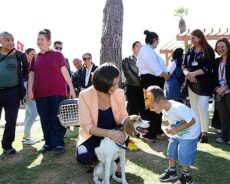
[
  {"left": 55, "top": 47, "right": 62, "bottom": 51},
  {"left": 83, "top": 57, "right": 90, "bottom": 61}
]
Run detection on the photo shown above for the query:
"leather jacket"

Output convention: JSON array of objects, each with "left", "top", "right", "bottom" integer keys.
[{"left": 122, "top": 56, "right": 140, "bottom": 87}]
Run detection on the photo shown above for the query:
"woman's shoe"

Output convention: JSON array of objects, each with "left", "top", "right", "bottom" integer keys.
[
  {"left": 200, "top": 136, "right": 208, "bottom": 143},
  {"left": 54, "top": 147, "right": 65, "bottom": 155},
  {"left": 39, "top": 145, "right": 51, "bottom": 153}
]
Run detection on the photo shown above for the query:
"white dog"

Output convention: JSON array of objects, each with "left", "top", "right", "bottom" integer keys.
[{"left": 93, "top": 115, "right": 149, "bottom": 184}]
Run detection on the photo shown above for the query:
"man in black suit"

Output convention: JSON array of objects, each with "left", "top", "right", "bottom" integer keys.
[
  {"left": 72, "top": 58, "right": 83, "bottom": 97},
  {"left": 53, "top": 41, "right": 72, "bottom": 77}
]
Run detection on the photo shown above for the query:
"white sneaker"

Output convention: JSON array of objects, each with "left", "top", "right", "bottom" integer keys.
[
  {"left": 216, "top": 137, "right": 224, "bottom": 144},
  {"left": 217, "top": 129, "right": 222, "bottom": 134},
  {"left": 22, "top": 137, "right": 37, "bottom": 145}
]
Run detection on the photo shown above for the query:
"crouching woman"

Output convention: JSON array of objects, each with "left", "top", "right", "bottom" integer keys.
[{"left": 76, "top": 63, "right": 128, "bottom": 171}]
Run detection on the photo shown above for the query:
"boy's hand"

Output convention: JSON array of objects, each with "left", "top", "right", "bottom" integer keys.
[{"left": 165, "top": 127, "right": 177, "bottom": 135}]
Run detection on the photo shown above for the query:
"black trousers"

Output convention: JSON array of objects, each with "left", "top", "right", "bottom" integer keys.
[
  {"left": 217, "top": 93, "right": 230, "bottom": 141},
  {"left": 0, "top": 87, "right": 20, "bottom": 150},
  {"left": 211, "top": 100, "right": 221, "bottom": 130},
  {"left": 126, "top": 84, "right": 145, "bottom": 117},
  {"left": 140, "top": 74, "right": 165, "bottom": 139}
]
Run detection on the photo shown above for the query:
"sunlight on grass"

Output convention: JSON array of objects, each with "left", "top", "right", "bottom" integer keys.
[
  {"left": 133, "top": 138, "right": 167, "bottom": 159},
  {"left": 126, "top": 160, "right": 160, "bottom": 184},
  {"left": 27, "top": 154, "right": 44, "bottom": 169},
  {"left": 197, "top": 144, "right": 230, "bottom": 160}
]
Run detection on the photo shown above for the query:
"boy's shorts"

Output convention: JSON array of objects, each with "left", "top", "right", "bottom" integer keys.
[{"left": 167, "top": 137, "right": 198, "bottom": 166}]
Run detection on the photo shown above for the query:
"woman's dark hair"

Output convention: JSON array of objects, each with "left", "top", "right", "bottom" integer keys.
[
  {"left": 191, "top": 29, "right": 213, "bottom": 59},
  {"left": 25, "top": 48, "right": 35, "bottom": 54},
  {"left": 144, "top": 30, "right": 159, "bottom": 45},
  {"left": 38, "top": 29, "right": 51, "bottom": 41},
  {"left": 132, "top": 41, "right": 141, "bottom": 49},
  {"left": 215, "top": 37, "right": 230, "bottom": 56},
  {"left": 172, "top": 47, "right": 184, "bottom": 67},
  {"left": 93, "top": 63, "right": 120, "bottom": 93}
]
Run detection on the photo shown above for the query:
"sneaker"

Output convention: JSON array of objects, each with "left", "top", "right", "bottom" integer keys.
[
  {"left": 3, "top": 148, "right": 16, "bottom": 154},
  {"left": 200, "top": 136, "right": 208, "bottom": 143},
  {"left": 159, "top": 169, "right": 178, "bottom": 182},
  {"left": 216, "top": 137, "right": 224, "bottom": 144},
  {"left": 22, "top": 137, "right": 37, "bottom": 145},
  {"left": 217, "top": 129, "right": 222, "bottom": 134},
  {"left": 175, "top": 174, "right": 194, "bottom": 184},
  {"left": 54, "top": 147, "right": 65, "bottom": 155}
]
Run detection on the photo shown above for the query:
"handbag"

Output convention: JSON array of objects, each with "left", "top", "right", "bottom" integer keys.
[{"left": 180, "top": 82, "right": 188, "bottom": 98}]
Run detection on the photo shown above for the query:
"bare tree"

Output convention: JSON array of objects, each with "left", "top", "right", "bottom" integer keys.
[{"left": 100, "top": 0, "right": 123, "bottom": 72}]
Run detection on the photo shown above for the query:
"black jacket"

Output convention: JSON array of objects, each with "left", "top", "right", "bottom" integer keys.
[
  {"left": 183, "top": 47, "right": 215, "bottom": 96},
  {"left": 15, "top": 50, "right": 29, "bottom": 80},
  {"left": 72, "top": 68, "right": 83, "bottom": 95},
  {"left": 79, "top": 63, "right": 97, "bottom": 89},
  {"left": 213, "top": 56, "right": 230, "bottom": 92},
  {"left": 122, "top": 56, "right": 140, "bottom": 87}
]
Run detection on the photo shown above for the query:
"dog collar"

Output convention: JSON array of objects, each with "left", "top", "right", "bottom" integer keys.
[{"left": 116, "top": 138, "right": 129, "bottom": 151}]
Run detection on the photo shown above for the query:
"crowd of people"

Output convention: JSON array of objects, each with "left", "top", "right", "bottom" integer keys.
[{"left": 0, "top": 28, "right": 229, "bottom": 184}]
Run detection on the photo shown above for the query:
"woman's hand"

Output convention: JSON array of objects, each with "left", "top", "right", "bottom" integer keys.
[
  {"left": 164, "top": 73, "right": 170, "bottom": 81},
  {"left": 188, "top": 72, "right": 197, "bottom": 78},
  {"left": 216, "top": 86, "right": 227, "bottom": 96},
  {"left": 69, "top": 87, "right": 76, "bottom": 98},
  {"left": 189, "top": 77, "right": 197, "bottom": 83},
  {"left": 108, "top": 130, "right": 126, "bottom": 144},
  {"left": 28, "top": 89, "right": 34, "bottom": 101}
]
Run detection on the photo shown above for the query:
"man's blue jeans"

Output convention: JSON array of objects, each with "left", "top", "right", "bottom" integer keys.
[{"left": 36, "top": 96, "right": 66, "bottom": 149}]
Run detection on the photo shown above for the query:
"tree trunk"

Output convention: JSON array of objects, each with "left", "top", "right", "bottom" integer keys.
[{"left": 100, "top": 0, "right": 123, "bottom": 73}]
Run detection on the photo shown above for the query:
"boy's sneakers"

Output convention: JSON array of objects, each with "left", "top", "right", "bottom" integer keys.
[
  {"left": 175, "top": 174, "right": 194, "bottom": 184},
  {"left": 3, "top": 148, "right": 16, "bottom": 154},
  {"left": 159, "top": 169, "right": 178, "bottom": 182},
  {"left": 22, "top": 137, "right": 37, "bottom": 145}
]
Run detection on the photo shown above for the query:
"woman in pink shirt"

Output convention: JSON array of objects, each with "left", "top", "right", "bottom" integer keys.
[{"left": 28, "top": 29, "right": 75, "bottom": 155}]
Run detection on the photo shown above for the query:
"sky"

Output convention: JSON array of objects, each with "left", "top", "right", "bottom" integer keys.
[{"left": 1, "top": 0, "right": 230, "bottom": 70}]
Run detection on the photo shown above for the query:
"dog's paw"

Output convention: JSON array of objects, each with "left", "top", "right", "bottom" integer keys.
[
  {"left": 93, "top": 177, "right": 102, "bottom": 184},
  {"left": 112, "top": 174, "right": 122, "bottom": 182}
]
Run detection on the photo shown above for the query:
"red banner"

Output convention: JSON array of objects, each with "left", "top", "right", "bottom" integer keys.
[{"left": 17, "top": 40, "right": 24, "bottom": 51}]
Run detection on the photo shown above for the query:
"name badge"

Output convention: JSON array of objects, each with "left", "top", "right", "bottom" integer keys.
[
  {"left": 192, "top": 60, "right": 198, "bottom": 66},
  {"left": 219, "top": 78, "right": 225, "bottom": 86}
]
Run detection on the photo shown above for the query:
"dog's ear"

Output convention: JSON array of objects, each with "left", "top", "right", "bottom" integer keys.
[{"left": 123, "top": 117, "right": 135, "bottom": 137}]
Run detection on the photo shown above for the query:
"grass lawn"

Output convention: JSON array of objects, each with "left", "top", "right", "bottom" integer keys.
[{"left": 0, "top": 120, "right": 230, "bottom": 184}]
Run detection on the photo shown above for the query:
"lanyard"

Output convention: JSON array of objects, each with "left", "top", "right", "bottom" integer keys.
[{"left": 219, "top": 61, "right": 226, "bottom": 80}]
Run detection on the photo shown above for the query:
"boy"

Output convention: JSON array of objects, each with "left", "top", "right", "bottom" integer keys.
[{"left": 144, "top": 86, "right": 200, "bottom": 184}]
